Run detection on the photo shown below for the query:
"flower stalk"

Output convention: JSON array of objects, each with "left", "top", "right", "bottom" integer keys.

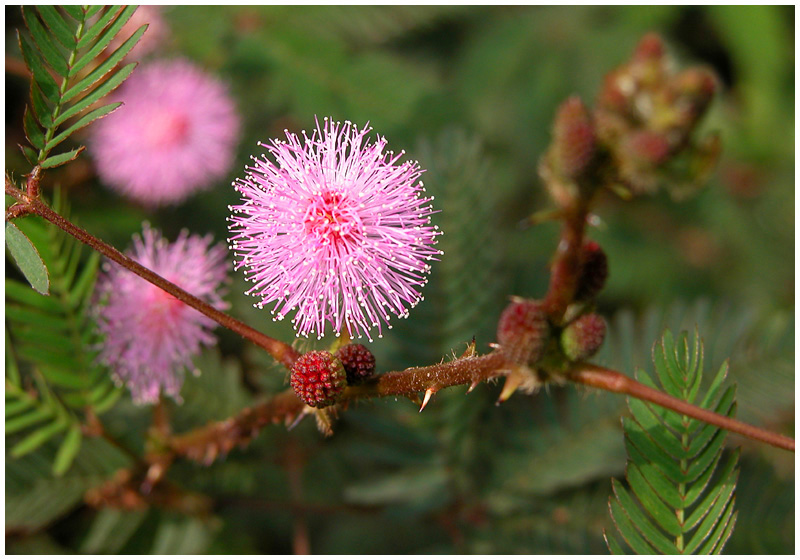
[{"left": 5, "top": 174, "right": 300, "bottom": 369}]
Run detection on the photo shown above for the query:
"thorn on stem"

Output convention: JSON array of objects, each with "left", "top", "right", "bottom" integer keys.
[
  {"left": 496, "top": 373, "right": 523, "bottom": 405},
  {"left": 419, "top": 387, "right": 436, "bottom": 412}
]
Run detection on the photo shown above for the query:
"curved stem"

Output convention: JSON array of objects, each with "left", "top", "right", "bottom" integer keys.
[
  {"left": 570, "top": 363, "right": 795, "bottom": 452},
  {"left": 5, "top": 181, "right": 301, "bottom": 369}
]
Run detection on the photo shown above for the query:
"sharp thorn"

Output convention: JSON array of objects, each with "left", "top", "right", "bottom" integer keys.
[
  {"left": 286, "top": 411, "right": 307, "bottom": 431},
  {"left": 466, "top": 380, "right": 480, "bottom": 394},
  {"left": 461, "top": 337, "right": 477, "bottom": 358},
  {"left": 496, "top": 374, "right": 522, "bottom": 405},
  {"left": 419, "top": 388, "right": 435, "bottom": 412}
]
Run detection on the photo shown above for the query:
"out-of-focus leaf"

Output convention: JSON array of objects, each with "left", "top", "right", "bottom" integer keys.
[{"left": 6, "top": 222, "right": 50, "bottom": 295}]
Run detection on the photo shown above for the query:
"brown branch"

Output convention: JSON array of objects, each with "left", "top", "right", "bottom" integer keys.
[
  {"left": 168, "top": 390, "right": 306, "bottom": 463},
  {"left": 169, "top": 351, "right": 512, "bottom": 463},
  {"left": 543, "top": 199, "right": 589, "bottom": 323},
  {"left": 570, "top": 363, "right": 795, "bottom": 452},
  {"left": 5, "top": 180, "right": 301, "bottom": 369},
  {"left": 360, "top": 351, "right": 508, "bottom": 397}
]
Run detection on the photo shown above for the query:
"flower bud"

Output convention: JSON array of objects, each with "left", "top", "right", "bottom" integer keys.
[
  {"left": 561, "top": 313, "right": 607, "bottom": 362},
  {"left": 290, "top": 351, "right": 347, "bottom": 408},
  {"left": 672, "top": 68, "right": 717, "bottom": 126},
  {"left": 623, "top": 130, "right": 672, "bottom": 166},
  {"left": 633, "top": 33, "right": 666, "bottom": 64},
  {"left": 496, "top": 298, "right": 550, "bottom": 366},
  {"left": 552, "top": 96, "right": 596, "bottom": 180},
  {"left": 335, "top": 343, "right": 376, "bottom": 384}
]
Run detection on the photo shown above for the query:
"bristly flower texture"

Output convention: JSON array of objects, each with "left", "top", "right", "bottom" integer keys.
[
  {"left": 94, "top": 225, "right": 229, "bottom": 404},
  {"left": 228, "top": 117, "right": 442, "bottom": 341},
  {"left": 90, "top": 59, "right": 240, "bottom": 207}
]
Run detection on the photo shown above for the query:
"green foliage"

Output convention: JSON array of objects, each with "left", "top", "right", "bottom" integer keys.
[
  {"left": 17, "top": 5, "right": 144, "bottom": 169},
  {"left": 605, "top": 330, "right": 739, "bottom": 554},
  {"left": 6, "top": 436, "right": 131, "bottom": 533},
  {"left": 5, "top": 191, "right": 121, "bottom": 475},
  {"left": 5, "top": 221, "right": 49, "bottom": 294}
]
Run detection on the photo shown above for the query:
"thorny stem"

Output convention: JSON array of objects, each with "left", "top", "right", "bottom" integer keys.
[
  {"left": 166, "top": 352, "right": 509, "bottom": 462},
  {"left": 571, "top": 363, "right": 795, "bottom": 452},
  {"left": 167, "top": 349, "right": 793, "bottom": 463},
  {"left": 5, "top": 177, "right": 301, "bottom": 369}
]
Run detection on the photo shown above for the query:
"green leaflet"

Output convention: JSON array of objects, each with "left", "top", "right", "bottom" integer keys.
[
  {"left": 5, "top": 221, "right": 50, "bottom": 295},
  {"left": 5, "top": 190, "right": 120, "bottom": 475},
  {"left": 605, "top": 329, "right": 739, "bottom": 554},
  {"left": 16, "top": 6, "right": 144, "bottom": 169}
]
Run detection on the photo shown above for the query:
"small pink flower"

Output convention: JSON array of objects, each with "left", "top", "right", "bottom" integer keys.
[
  {"left": 228, "top": 117, "right": 442, "bottom": 341},
  {"left": 94, "top": 225, "right": 229, "bottom": 404},
  {"left": 90, "top": 59, "right": 240, "bottom": 207}
]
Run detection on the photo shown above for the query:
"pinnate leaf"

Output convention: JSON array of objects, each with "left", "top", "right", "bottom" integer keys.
[{"left": 606, "top": 329, "right": 739, "bottom": 554}]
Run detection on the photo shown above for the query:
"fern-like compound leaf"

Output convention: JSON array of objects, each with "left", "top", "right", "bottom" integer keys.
[
  {"left": 16, "top": 5, "right": 145, "bottom": 169},
  {"left": 604, "top": 329, "right": 739, "bottom": 554},
  {"left": 5, "top": 191, "right": 122, "bottom": 475}
]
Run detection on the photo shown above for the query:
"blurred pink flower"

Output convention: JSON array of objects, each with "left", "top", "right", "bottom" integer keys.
[
  {"left": 228, "top": 117, "right": 442, "bottom": 341},
  {"left": 109, "top": 5, "right": 169, "bottom": 60},
  {"left": 94, "top": 225, "right": 229, "bottom": 404},
  {"left": 90, "top": 59, "right": 240, "bottom": 207}
]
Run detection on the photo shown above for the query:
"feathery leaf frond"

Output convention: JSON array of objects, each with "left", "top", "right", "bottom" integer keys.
[
  {"left": 605, "top": 329, "right": 739, "bottom": 554},
  {"left": 6, "top": 190, "right": 122, "bottom": 475},
  {"left": 17, "top": 5, "right": 145, "bottom": 169}
]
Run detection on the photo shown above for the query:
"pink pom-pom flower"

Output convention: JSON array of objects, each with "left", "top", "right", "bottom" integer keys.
[
  {"left": 94, "top": 225, "right": 229, "bottom": 404},
  {"left": 228, "top": 117, "right": 442, "bottom": 341},
  {"left": 90, "top": 59, "right": 240, "bottom": 207}
]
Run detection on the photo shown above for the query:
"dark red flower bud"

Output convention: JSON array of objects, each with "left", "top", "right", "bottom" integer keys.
[
  {"left": 335, "top": 343, "right": 376, "bottom": 384},
  {"left": 290, "top": 351, "right": 346, "bottom": 408}
]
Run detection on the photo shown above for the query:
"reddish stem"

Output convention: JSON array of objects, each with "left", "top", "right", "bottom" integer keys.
[
  {"left": 570, "top": 363, "right": 795, "bottom": 452},
  {"left": 543, "top": 199, "right": 588, "bottom": 322},
  {"left": 5, "top": 181, "right": 301, "bottom": 369}
]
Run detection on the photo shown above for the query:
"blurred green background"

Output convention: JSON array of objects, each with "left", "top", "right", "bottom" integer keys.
[{"left": 5, "top": 5, "right": 794, "bottom": 554}]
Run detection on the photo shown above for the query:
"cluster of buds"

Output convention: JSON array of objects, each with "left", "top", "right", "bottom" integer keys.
[
  {"left": 594, "top": 33, "right": 720, "bottom": 197},
  {"left": 495, "top": 242, "right": 610, "bottom": 370},
  {"left": 541, "top": 33, "right": 720, "bottom": 206},
  {"left": 290, "top": 344, "right": 376, "bottom": 408}
]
